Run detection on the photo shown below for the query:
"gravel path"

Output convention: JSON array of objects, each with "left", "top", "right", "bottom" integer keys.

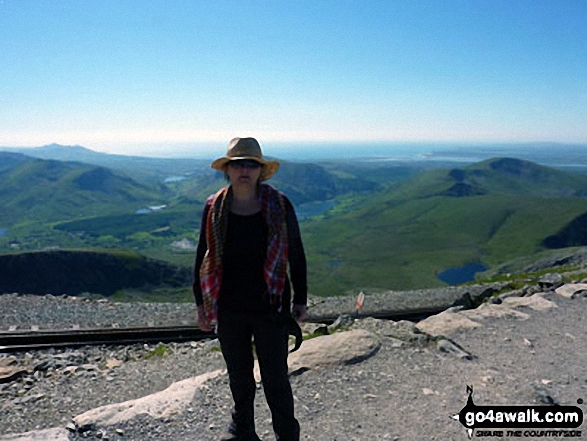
[{"left": 1, "top": 290, "right": 586, "bottom": 440}]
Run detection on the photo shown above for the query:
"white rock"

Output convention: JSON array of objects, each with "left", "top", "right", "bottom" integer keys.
[
  {"left": 73, "top": 369, "right": 225, "bottom": 430},
  {"left": 416, "top": 310, "right": 481, "bottom": 337},
  {"left": 500, "top": 294, "right": 557, "bottom": 311},
  {"left": 554, "top": 283, "right": 587, "bottom": 299},
  {"left": 462, "top": 303, "right": 530, "bottom": 321},
  {"left": 255, "top": 329, "right": 380, "bottom": 382}
]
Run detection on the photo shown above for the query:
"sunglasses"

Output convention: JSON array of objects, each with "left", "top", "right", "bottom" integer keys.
[{"left": 228, "top": 159, "right": 262, "bottom": 169}]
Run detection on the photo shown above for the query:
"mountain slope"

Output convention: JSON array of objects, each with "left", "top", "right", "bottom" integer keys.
[
  {"left": 302, "top": 158, "right": 587, "bottom": 295},
  {"left": 0, "top": 144, "right": 211, "bottom": 182},
  {"left": 0, "top": 156, "right": 161, "bottom": 225}
]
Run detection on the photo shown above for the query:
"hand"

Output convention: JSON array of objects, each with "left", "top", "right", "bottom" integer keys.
[
  {"left": 291, "top": 304, "right": 307, "bottom": 323},
  {"left": 197, "top": 305, "right": 213, "bottom": 332}
]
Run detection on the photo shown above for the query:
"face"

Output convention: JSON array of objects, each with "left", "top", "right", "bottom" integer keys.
[{"left": 225, "top": 159, "right": 263, "bottom": 188}]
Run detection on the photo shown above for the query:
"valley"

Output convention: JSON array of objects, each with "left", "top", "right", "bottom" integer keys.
[{"left": 1, "top": 144, "right": 587, "bottom": 298}]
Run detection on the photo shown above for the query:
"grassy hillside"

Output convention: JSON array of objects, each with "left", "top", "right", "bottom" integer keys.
[
  {"left": 0, "top": 156, "right": 162, "bottom": 225},
  {"left": 302, "top": 158, "right": 587, "bottom": 295}
]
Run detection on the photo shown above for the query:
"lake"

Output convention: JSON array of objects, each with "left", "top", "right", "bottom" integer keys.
[
  {"left": 437, "top": 263, "right": 487, "bottom": 285},
  {"left": 164, "top": 176, "right": 188, "bottom": 183}
]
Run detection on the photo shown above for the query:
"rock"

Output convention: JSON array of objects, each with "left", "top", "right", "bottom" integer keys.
[
  {"left": 33, "top": 360, "right": 55, "bottom": 372},
  {"left": 61, "top": 366, "right": 79, "bottom": 375},
  {"left": 294, "top": 329, "right": 379, "bottom": 368},
  {"left": 500, "top": 294, "right": 557, "bottom": 311},
  {"left": 523, "top": 338, "right": 534, "bottom": 348},
  {"left": 450, "top": 292, "right": 474, "bottom": 309},
  {"left": 73, "top": 369, "right": 225, "bottom": 430},
  {"left": 467, "top": 286, "right": 502, "bottom": 305},
  {"left": 255, "top": 329, "right": 380, "bottom": 380},
  {"left": 554, "top": 283, "right": 587, "bottom": 299},
  {"left": 105, "top": 359, "right": 123, "bottom": 370},
  {"left": 354, "top": 318, "right": 432, "bottom": 346},
  {"left": 0, "top": 428, "right": 70, "bottom": 441},
  {"left": 488, "top": 289, "right": 525, "bottom": 304},
  {"left": 462, "top": 303, "right": 530, "bottom": 321},
  {"left": 327, "top": 314, "right": 355, "bottom": 333},
  {"left": 416, "top": 310, "right": 481, "bottom": 337},
  {"left": 0, "top": 366, "right": 30, "bottom": 384},
  {"left": 538, "top": 273, "right": 564, "bottom": 290},
  {"left": 436, "top": 339, "right": 474, "bottom": 360},
  {"left": 0, "top": 356, "right": 17, "bottom": 367}
]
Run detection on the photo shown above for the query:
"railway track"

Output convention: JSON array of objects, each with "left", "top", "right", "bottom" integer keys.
[{"left": 0, "top": 307, "right": 445, "bottom": 353}]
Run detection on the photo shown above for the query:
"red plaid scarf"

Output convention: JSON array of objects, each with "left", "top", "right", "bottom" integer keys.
[{"left": 199, "top": 184, "right": 289, "bottom": 323}]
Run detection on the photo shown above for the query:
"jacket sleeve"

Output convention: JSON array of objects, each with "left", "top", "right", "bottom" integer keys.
[
  {"left": 284, "top": 196, "right": 308, "bottom": 306},
  {"left": 192, "top": 202, "right": 211, "bottom": 306}
]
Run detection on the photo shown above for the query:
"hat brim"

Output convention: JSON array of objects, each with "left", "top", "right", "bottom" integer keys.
[{"left": 211, "top": 156, "right": 280, "bottom": 181}]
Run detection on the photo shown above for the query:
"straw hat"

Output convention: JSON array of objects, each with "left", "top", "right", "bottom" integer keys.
[{"left": 211, "top": 137, "right": 280, "bottom": 181}]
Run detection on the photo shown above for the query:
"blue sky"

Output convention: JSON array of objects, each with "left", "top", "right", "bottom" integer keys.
[{"left": 1, "top": 0, "right": 586, "bottom": 156}]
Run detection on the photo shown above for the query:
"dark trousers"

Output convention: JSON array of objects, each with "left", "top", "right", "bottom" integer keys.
[{"left": 217, "top": 309, "right": 300, "bottom": 441}]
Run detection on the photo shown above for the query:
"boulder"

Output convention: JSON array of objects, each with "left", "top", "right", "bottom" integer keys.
[
  {"left": 461, "top": 303, "right": 530, "bottom": 321},
  {"left": 256, "top": 329, "right": 380, "bottom": 381},
  {"left": 554, "top": 283, "right": 587, "bottom": 299},
  {"left": 500, "top": 294, "right": 557, "bottom": 311},
  {"left": 416, "top": 310, "right": 481, "bottom": 337},
  {"left": 73, "top": 368, "right": 224, "bottom": 431},
  {"left": 538, "top": 273, "right": 564, "bottom": 290},
  {"left": 289, "top": 329, "right": 380, "bottom": 374}
]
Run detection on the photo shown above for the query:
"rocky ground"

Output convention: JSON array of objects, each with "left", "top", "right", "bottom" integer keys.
[{"left": 1, "top": 280, "right": 586, "bottom": 441}]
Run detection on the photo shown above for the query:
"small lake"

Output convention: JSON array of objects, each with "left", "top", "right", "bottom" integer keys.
[
  {"left": 437, "top": 263, "right": 487, "bottom": 285},
  {"left": 164, "top": 176, "right": 188, "bottom": 183}
]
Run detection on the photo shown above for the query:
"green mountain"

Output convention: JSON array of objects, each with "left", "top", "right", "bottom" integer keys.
[
  {"left": 0, "top": 154, "right": 161, "bottom": 225},
  {"left": 302, "top": 158, "right": 587, "bottom": 295}
]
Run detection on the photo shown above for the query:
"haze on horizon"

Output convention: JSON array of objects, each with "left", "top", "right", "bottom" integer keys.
[{"left": 1, "top": 0, "right": 586, "bottom": 157}]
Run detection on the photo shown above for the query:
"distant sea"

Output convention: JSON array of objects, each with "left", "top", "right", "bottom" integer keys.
[{"left": 263, "top": 142, "right": 587, "bottom": 169}]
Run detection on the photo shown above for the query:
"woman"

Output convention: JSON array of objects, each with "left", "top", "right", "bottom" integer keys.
[{"left": 193, "top": 137, "right": 308, "bottom": 441}]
